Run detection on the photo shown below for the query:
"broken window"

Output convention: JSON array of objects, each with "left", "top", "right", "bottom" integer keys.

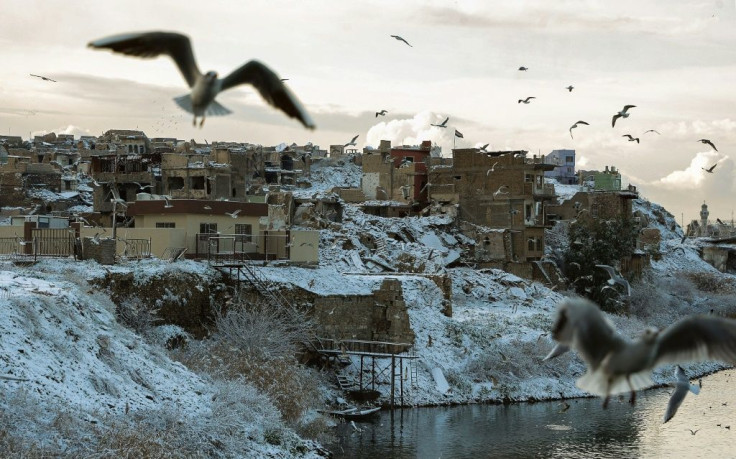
[
  {"left": 191, "top": 176, "right": 205, "bottom": 190},
  {"left": 167, "top": 176, "right": 184, "bottom": 190},
  {"left": 200, "top": 223, "right": 217, "bottom": 234}
]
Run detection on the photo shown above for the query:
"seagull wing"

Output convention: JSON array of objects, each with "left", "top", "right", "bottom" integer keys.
[
  {"left": 612, "top": 114, "right": 621, "bottom": 128},
  {"left": 350, "top": 134, "right": 359, "bottom": 144},
  {"left": 653, "top": 316, "right": 736, "bottom": 367},
  {"left": 556, "top": 300, "right": 627, "bottom": 370},
  {"left": 622, "top": 105, "right": 636, "bottom": 112},
  {"left": 576, "top": 121, "right": 589, "bottom": 125},
  {"left": 706, "top": 140, "right": 718, "bottom": 151},
  {"left": 664, "top": 367, "right": 692, "bottom": 423},
  {"left": 707, "top": 164, "right": 717, "bottom": 172},
  {"left": 88, "top": 31, "right": 201, "bottom": 88},
  {"left": 219, "top": 60, "right": 315, "bottom": 129},
  {"left": 440, "top": 116, "right": 449, "bottom": 126}
]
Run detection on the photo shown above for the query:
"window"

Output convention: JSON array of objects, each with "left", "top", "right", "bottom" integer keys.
[
  {"left": 191, "top": 176, "right": 205, "bottom": 190},
  {"left": 525, "top": 174, "right": 533, "bottom": 182},
  {"left": 565, "top": 156, "right": 574, "bottom": 163},
  {"left": 167, "top": 176, "right": 185, "bottom": 190},
  {"left": 200, "top": 223, "right": 217, "bottom": 234},
  {"left": 156, "top": 222, "right": 175, "bottom": 228},
  {"left": 235, "top": 224, "right": 252, "bottom": 242}
]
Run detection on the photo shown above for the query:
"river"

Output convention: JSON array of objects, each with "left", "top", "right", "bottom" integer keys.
[{"left": 328, "top": 370, "right": 734, "bottom": 458}]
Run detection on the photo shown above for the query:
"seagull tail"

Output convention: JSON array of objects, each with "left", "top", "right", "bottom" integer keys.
[
  {"left": 173, "top": 94, "right": 194, "bottom": 114},
  {"left": 576, "top": 369, "right": 653, "bottom": 397},
  {"left": 205, "top": 100, "right": 233, "bottom": 117}
]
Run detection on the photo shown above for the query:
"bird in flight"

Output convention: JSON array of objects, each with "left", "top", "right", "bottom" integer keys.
[
  {"left": 569, "top": 120, "right": 589, "bottom": 139},
  {"left": 493, "top": 185, "right": 510, "bottom": 199},
  {"left": 344, "top": 135, "right": 359, "bottom": 147},
  {"left": 565, "top": 85, "right": 574, "bottom": 92},
  {"left": 612, "top": 105, "right": 636, "bottom": 127},
  {"left": 88, "top": 31, "right": 316, "bottom": 129},
  {"left": 664, "top": 366, "right": 700, "bottom": 424},
  {"left": 30, "top": 74, "right": 57, "bottom": 82},
  {"left": 595, "top": 264, "right": 631, "bottom": 296},
  {"left": 479, "top": 143, "right": 489, "bottom": 151},
  {"left": 703, "top": 163, "right": 717, "bottom": 173},
  {"left": 622, "top": 134, "right": 640, "bottom": 144},
  {"left": 390, "top": 35, "right": 412, "bottom": 47},
  {"left": 644, "top": 129, "right": 660, "bottom": 135},
  {"left": 132, "top": 182, "right": 153, "bottom": 191},
  {"left": 518, "top": 66, "right": 528, "bottom": 71},
  {"left": 225, "top": 209, "right": 241, "bottom": 218},
  {"left": 375, "top": 110, "right": 388, "bottom": 117},
  {"left": 547, "top": 298, "right": 736, "bottom": 408},
  {"left": 698, "top": 139, "right": 718, "bottom": 151},
  {"left": 518, "top": 96, "right": 536, "bottom": 104},
  {"left": 431, "top": 116, "right": 449, "bottom": 128},
  {"left": 687, "top": 429, "right": 700, "bottom": 436}
]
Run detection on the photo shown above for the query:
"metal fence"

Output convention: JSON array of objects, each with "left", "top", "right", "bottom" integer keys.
[
  {"left": 120, "top": 238, "right": 152, "bottom": 259},
  {"left": 31, "top": 228, "right": 75, "bottom": 259}
]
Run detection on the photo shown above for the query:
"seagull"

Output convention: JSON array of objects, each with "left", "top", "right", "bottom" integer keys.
[
  {"left": 390, "top": 35, "right": 412, "bottom": 47},
  {"left": 486, "top": 162, "right": 499, "bottom": 176},
  {"left": 549, "top": 298, "right": 736, "bottom": 408},
  {"left": 132, "top": 182, "right": 153, "bottom": 191},
  {"left": 375, "top": 110, "right": 388, "bottom": 117},
  {"left": 480, "top": 143, "right": 489, "bottom": 151},
  {"left": 663, "top": 366, "right": 700, "bottom": 424},
  {"left": 30, "top": 74, "right": 57, "bottom": 82},
  {"left": 493, "top": 185, "right": 510, "bottom": 198},
  {"left": 687, "top": 429, "right": 700, "bottom": 436},
  {"left": 702, "top": 164, "right": 717, "bottom": 173},
  {"left": 344, "top": 135, "right": 359, "bottom": 147},
  {"left": 595, "top": 264, "right": 631, "bottom": 296},
  {"left": 15, "top": 237, "right": 29, "bottom": 247},
  {"left": 518, "top": 96, "right": 536, "bottom": 104},
  {"left": 88, "top": 31, "right": 315, "bottom": 129},
  {"left": 163, "top": 196, "right": 174, "bottom": 208},
  {"left": 622, "top": 134, "right": 640, "bottom": 144},
  {"left": 612, "top": 105, "right": 636, "bottom": 128},
  {"left": 431, "top": 116, "right": 449, "bottom": 128},
  {"left": 518, "top": 66, "right": 528, "bottom": 71},
  {"left": 225, "top": 209, "right": 241, "bottom": 218},
  {"left": 566, "top": 85, "right": 574, "bottom": 92},
  {"left": 569, "top": 120, "right": 590, "bottom": 139},
  {"left": 717, "top": 218, "right": 724, "bottom": 225},
  {"left": 698, "top": 139, "right": 718, "bottom": 151},
  {"left": 644, "top": 129, "right": 661, "bottom": 135}
]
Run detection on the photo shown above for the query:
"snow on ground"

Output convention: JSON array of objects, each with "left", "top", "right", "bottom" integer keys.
[{"left": 0, "top": 259, "right": 323, "bottom": 457}]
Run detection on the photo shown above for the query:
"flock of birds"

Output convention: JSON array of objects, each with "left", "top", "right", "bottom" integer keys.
[
  {"left": 544, "top": 298, "right": 736, "bottom": 426},
  {"left": 27, "top": 29, "right": 733, "bottom": 428}
]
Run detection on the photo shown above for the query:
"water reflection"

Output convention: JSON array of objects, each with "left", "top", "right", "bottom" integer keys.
[{"left": 329, "top": 371, "right": 734, "bottom": 458}]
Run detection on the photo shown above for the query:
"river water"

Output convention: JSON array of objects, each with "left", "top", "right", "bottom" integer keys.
[{"left": 328, "top": 370, "right": 735, "bottom": 458}]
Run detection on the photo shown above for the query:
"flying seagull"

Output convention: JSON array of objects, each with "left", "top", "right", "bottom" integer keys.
[
  {"left": 703, "top": 163, "right": 717, "bottom": 173},
  {"left": 30, "top": 73, "right": 57, "bottom": 82},
  {"left": 566, "top": 85, "right": 574, "bottom": 92},
  {"left": 132, "top": 182, "right": 153, "bottom": 191},
  {"left": 390, "top": 35, "right": 412, "bottom": 47},
  {"left": 163, "top": 196, "right": 174, "bottom": 208},
  {"left": 698, "top": 139, "right": 718, "bottom": 151},
  {"left": 644, "top": 129, "right": 660, "bottom": 135},
  {"left": 549, "top": 298, "right": 736, "bottom": 408},
  {"left": 612, "top": 105, "right": 636, "bottom": 128},
  {"left": 225, "top": 209, "right": 241, "bottom": 218},
  {"left": 375, "top": 110, "right": 388, "bottom": 117},
  {"left": 479, "top": 143, "right": 489, "bottom": 151},
  {"left": 518, "top": 66, "right": 528, "bottom": 71},
  {"left": 663, "top": 366, "right": 700, "bottom": 424},
  {"left": 569, "top": 120, "right": 589, "bottom": 139},
  {"left": 518, "top": 96, "right": 536, "bottom": 104},
  {"left": 493, "top": 185, "right": 510, "bottom": 199},
  {"left": 344, "top": 134, "right": 359, "bottom": 147},
  {"left": 88, "top": 31, "right": 316, "bottom": 129},
  {"left": 595, "top": 264, "right": 631, "bottom": 296},
  {"left": 622, "top": 134, "right": 640, "bottom": 144},
  {"left": 431, "top": 116, "right": 449, "bottom": 128}
]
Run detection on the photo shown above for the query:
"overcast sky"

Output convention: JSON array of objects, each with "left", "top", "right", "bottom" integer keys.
[{"left": 2, "top": 0, "right": 736, "bottom": 224}]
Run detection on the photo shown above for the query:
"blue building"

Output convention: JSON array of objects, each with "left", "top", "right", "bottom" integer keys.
[{"left": 544, "top": 149, "right": 576, "bottom": 184}]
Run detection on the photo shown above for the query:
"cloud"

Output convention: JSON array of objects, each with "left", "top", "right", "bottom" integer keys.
[
  {"left": 365, "top": 111, "right": 472, "bottom": 155},
  {"left": 31, "top": 125, "right": 94, "bottom": 138},
  {"left": 651, "top": 151, "right": 731, "bottom": 190}
]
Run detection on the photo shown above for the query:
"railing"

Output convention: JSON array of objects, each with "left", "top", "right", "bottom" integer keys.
[
  {"left": 31, "top": 228, "right": 75, "bottom": 259},
  {"left": 119, "top": 237, "right": 151, "bottom": 259},
  {"left": 195, "top": 232, "right": 290, "bottom": 262},
  {"left": 0, "top": 237, "right": 22, "bottom": 258}
]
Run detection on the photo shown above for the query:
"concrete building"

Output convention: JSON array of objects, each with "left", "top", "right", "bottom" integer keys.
[
  {"left": 579, "top": 166, "right": 622, "bottom": 191},
  {"left": 544, "top": 149, "right": 577, "bottom": 184}
]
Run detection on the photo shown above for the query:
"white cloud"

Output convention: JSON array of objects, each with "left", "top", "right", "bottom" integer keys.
[
  {"left": 651, "top": 151, "right": 723, "bottom": 189},
  {"left": 365, "top": 111, "right": 469, "bottom": 156},
  {"left": 31, "top": 125, "right": 94, "bottom": 138}
]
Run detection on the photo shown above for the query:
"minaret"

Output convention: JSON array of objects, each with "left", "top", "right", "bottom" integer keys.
[{"left": 700, "top": 201, "right": 709, "bottom": 236}]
